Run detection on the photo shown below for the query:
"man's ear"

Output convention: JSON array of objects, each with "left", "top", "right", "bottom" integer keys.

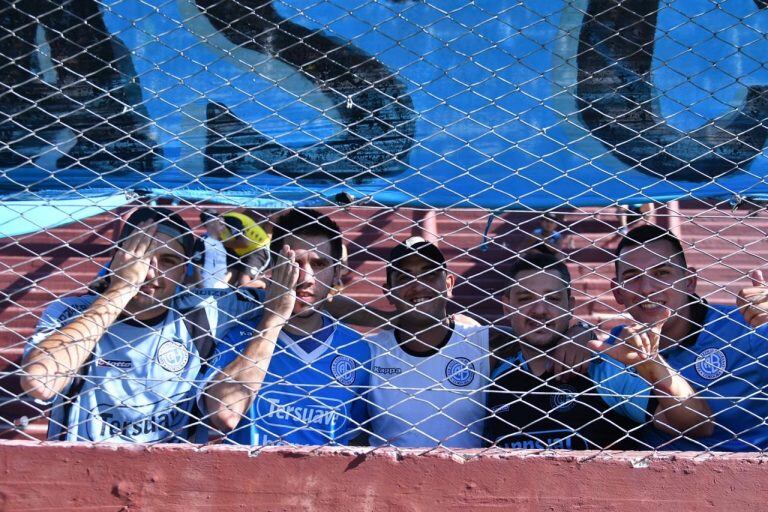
[
  {"left": 500, "top": 289, "right": 513, "bottom": 319},
  {"left": 612, "top": 279, "right": 627, "bottom": 307},
  {"left": 445, "top": 271, "right": 456, "bottom": 297},
  {"left": 683, "top": 267, "right": 698, "bottom": 295},
  {"left": 384, "top": 272, "right": 395, "bottom": 306}
]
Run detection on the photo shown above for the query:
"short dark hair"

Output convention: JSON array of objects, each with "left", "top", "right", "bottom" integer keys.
[
  {"left": 614, "top": 224, "right": 688, "bottom": 276},
  {"left": 504, "top": 251, "right": 571, "bottom": 294},
  {"left": 199, "top": 209, "right": 216, "bottom": 224},
  {"left": 270, "top": 209, "right": 343, "bottom": 261},
  {"left": 119, "top": 207, "right": 194, "bottom": 259}
]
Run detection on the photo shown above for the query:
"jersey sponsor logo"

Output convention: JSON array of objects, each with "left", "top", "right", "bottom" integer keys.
[
  {"left": 157, "top": 340, "right": 189, "bottom": 373},
  {"left": 445, "top": 357, "right": 475, "bottom": 387},
  {"left": 373, "top": 365, "right": 402, "bottom": 376},
  {"left": 497, "top": 429, "right": 577, "bottom": 450},
  {"left": 96, "top": 358, "right": 133, "bottom": 369},
  {"left": 331, "top": 355, "right": 358, "bottom": 385},
  {"left": 257, "top": 391, "right": 347, "bottom": 434},
  {"left": 550, "top": 384, "right": 577, "bottom": 412},
  {"left": 86, "top": 400, "right": 189, "bottom": 442},
  {"left": 695, "top": 348, "right": 727, "bottom": 380}
]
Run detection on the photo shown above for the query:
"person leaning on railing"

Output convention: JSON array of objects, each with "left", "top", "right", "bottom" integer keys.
[
  {"left": 201, "top": 209, "right": 370, "bottom": 445},
  {"left": 20, "top": 207, "right": 263, "bottom": 443},
  {"left": 485, "top": 251, "right": 713, "bottom": 450},
  {"left": 592, "top": 224, "right": 768, "bottom": 451},
  {"left": 345, "top": 237, "right": 490, "bottom": 448},
  {"left": 324, "top": 242, "right": 599, "bottom": 448}
]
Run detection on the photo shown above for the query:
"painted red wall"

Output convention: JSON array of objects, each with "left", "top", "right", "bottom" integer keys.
[{"left": 0, "top": 441, "right": 766, "bottom": 511}]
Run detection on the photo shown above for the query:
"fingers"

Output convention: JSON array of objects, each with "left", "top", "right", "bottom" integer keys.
[
  {"left": 587, "top": 338, "right": 622, "bottom": 361},
  {"left": 551, "top": 355, "right": 565, "bottom": 382},
  {"left": 738, "top": 271, "right": 768, "bottom": 328},
  {"left": 550, "top": 341, "right": 592, "bottom": 382},
  {"left": 743, "top": 305, "right": 768, "bottom": 328},
  {"left": 591, "top": 326, "right": 651, "bottom": 367},
  {"left": 264, "top": 245, "right": 299, "bottom": 320},
  {"left": 269, "top": 245, "right": 297, "bottom": 290},
  {"left": 648, "top": 307, "right": 671, "bottom": 342},
  {"left": 116, "top": 220, "right": 157, "bottom": 263}
]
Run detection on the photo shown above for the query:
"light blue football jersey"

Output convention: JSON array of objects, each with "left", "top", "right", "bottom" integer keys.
[
  {"left": 25, "top": 288, "right": 263, "bottom": 443},
  {"left": 205, "top": 315, "right": 371, "bottom": 446},
  {"left": 609, "top": 304, "right": 768, "bottom": 451}
]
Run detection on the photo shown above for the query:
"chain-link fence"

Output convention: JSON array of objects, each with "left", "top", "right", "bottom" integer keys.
[{"left": 2, "top": 0, "right": 768, "bottom": 456}]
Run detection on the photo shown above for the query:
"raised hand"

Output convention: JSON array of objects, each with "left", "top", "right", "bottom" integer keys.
[
  {"left": 263, "top": 245, "right": 300, "bottom": 322},
  {"left": 588, "top": 308, "right": 670, "bottom": 368},
  {"left": 108, "top": 220, "right": 158, "bottom": 294},
  {"left": 550, "top": 322, "right": 597, "bottom": 381},
  {"left": 737, "top": 269, "right": 768, "bottom": 328}
]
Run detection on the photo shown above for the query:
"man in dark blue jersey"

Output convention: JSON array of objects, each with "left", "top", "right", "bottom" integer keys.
[{"left": 596, "top": 224, "right": 768, "bottom": 451}]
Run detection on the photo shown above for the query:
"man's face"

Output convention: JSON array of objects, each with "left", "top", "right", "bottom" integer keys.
[
  {"left": 127, "top": 232, "right": 187, "bottom": 314},
  {"left": 613, "top": 239, "right": 696, "bottom": 326},
  {"left": 387, "top": 254, "right": 454, "bottom": 326},
  {"left": 280, "top": 234, "right": 338, "bottom": 317},
  {"left": 503, "top": 269, "right": 572, "bottom": 349}
]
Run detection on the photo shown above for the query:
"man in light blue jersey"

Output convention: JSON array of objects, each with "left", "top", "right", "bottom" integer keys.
[
  {"left": 595, "top": 224, "right": 768, "bottom": 451},
  {"left": 21, "top": 207, "right": 263, "bottom": 443},
  {"left": 203, "top": 209, "right": 370, "bottom": 445}
]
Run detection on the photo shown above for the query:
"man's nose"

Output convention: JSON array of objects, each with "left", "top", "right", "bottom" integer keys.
[
  {"left": 529, "top": 298, "right": 549, "bottom": 316},
  {"left": 297, "top": 260, "right": 315, "bottom": 285},
  {"left": 145, "top": 255, "right": 159, "bottom": 281},
  {"left": 637, "top": 274, "right": 660, "bottom": 295}
]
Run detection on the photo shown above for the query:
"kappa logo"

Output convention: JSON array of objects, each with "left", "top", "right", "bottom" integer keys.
[
  {"left": 373, "top": 365, "right": 402, "bottom": 376},
  {"left": 695, "top": 348, "right": 727, "bottom": 380},
  {"left": 550, "top": 384, "right": 577, "bottom": 412},
  {"left": 157, "top": 340, "right": 189, "bottom": 373},
  {"left": 96, "top": 359, "right": 133, "bottom": 369},
  {"left": 445, "top": 357, "right": 475, "bottom": 387},
  {"left": 331, "top": 355, "right": 357, "bottom": 386}
]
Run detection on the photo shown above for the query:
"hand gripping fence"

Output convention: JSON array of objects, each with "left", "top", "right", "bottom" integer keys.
[{"left": 1, "top": 0, "right": 768, "bottom": 457}]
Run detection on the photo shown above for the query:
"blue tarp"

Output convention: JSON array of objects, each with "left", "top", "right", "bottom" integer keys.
[
  {"left": 1, "top": 0, "right": 767, "bottom": 210},
  {"left": 0, "top": 191, "right": 132, "bottom": 238}
]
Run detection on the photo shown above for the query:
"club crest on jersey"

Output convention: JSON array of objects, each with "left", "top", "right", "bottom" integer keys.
[
  {"left": 695, "top": 348, "right": 727, "bottom": 380},
  {"left": 550, "top": 384, "right": 577, "bottom": 412},
  {"left": 446, "top": 357, "right": 475, "bottom": 387},
  {"left": 157, "top": 340, "right": 189, "bottom": 373},
  {"left": 331, "top": 355, "right": 357, "bottom": 386}
]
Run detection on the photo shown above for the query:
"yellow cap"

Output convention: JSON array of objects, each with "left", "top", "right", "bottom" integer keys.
[{"left": 220, "top": 212, "right": 271, "bottom": 256}]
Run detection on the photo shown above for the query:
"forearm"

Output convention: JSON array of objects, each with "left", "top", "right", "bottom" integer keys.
[
  {"left": 325, "top": 294, "right": 393, "bottom": 327},
  {"left": 205, "top": 319, "right": 281, "bottom": 431},
  {"left": 637, "top": 357, "right": 714, "bottom": 437},
  {"left": 21, "top": 285, "right": 134, "bottom": 400}
]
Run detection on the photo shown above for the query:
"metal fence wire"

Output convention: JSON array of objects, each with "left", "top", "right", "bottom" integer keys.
[{"left": 1, "top": 0, "right": 768, "bottom": 455}]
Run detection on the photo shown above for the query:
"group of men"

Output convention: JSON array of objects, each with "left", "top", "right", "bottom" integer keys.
[{"left": 19, "top": 206, "right": 768, "bottom": 451}]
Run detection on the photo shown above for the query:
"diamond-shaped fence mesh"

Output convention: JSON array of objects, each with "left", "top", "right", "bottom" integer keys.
[{"left": 2, "top": 0, "right": 768, "bottom": 456}]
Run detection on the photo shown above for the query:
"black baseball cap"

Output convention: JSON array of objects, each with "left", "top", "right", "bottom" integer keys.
[
  {"left": 386, "top": 236, "right": 446, "bottom": 286},
  {"left": 118, "top": 207, "right": 195, "bottom": 259}
]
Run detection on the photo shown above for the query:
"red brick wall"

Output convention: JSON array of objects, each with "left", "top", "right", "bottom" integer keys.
[{"left": 0, "top": 442, "right": 765, "bottom": 511}]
